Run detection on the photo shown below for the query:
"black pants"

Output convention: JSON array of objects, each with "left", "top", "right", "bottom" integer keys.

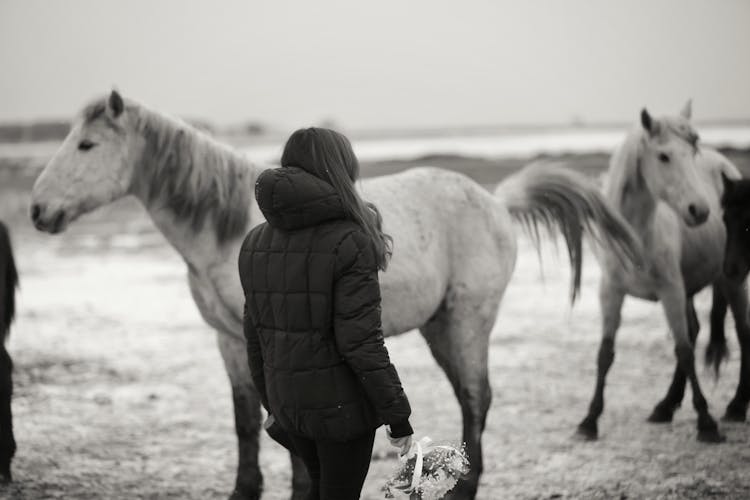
[{"left": 288, "top": 430, "right": 376, "bottom": 500}]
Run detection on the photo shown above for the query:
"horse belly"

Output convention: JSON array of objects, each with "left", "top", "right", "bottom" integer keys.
[
  {"left": 379, "top": 213, "right": 449, "bottom": 336},
  {"left": 362, "top": 170, "right": 454, "bottom": 336},
  {"left": 380, "top": 268, "right": 445, "bottom": 337},
  {"left": 617, "top": 270, "right": 660, "bottom": 301}
]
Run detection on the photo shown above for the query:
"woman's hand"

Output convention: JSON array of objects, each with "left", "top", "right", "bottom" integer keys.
[{"left": 388, "top": 432, "right": 413, "bottom": 456}]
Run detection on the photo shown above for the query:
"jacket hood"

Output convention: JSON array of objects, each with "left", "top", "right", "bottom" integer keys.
[{"left": 255, "top": 166, "right": 347, "bottom": 231}]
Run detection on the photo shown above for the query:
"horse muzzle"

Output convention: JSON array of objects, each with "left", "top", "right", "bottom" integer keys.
[
  {"left": 684, "top": 202, "right": 710, "bottom": 227},
  {"left": 30, "top": 203, "right": 68, "bottom": 234}
]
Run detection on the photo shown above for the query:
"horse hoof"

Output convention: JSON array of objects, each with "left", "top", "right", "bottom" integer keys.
[
  {"left": 647, "top": 404, "right": 674, "bottom": 423},
  {"left": 575, "top": 420, "right": 598, "bottom": 441},
  {"left": 228, "top": 488, "right": 261, "bottom": 500},
  {"left": 697, "top": 428, "right": 726, "bottom": 444},
  {"left": 722, "top": 403, "right": 747, "bottom": 423}
]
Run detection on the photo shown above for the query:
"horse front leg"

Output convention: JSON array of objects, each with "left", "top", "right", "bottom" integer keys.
[
  {"left": 577, "top": 279, "right": 624, "bottom": 440},
  {"left": 0, "top": 345, "right": 14, "bottom": 483},
  {"left": 216, "top": 331, "right": 310, "bottom": 500},
  {"left": 659, "top": 286, "right": 724, "bottom": 443},
  {"left": 647, "top": 296, "right": 699, "bottom": 423},
  {"left": 216, "top": 331, "right": 263, "bottom": 500}
]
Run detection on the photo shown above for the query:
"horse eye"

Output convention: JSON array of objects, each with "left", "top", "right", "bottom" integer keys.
[
  {"left": 658, "top": 153, "right": 670, "bottom": 163},
  {"left": 78, "top": 140, "right": 96, "bottom": 151}
]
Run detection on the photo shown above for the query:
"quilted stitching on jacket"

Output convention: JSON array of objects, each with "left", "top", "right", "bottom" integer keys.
[{"left": 238, "top": 167, "right": 411, "bottom": 442}]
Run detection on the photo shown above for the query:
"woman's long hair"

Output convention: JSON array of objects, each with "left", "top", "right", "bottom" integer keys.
[{"left": 280, "top": 127, "right": 393, "bottom": 270}]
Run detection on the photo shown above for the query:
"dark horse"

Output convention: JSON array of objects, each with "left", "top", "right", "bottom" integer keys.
[
  {"left": 0, "top": 221, "right": 18, "bottom": 483},
  {"left": 705, "top": 173, "right": 750, "bottom": 412},
  {"left": 720, "top": 173, "right": 750, "bottom": 281}
]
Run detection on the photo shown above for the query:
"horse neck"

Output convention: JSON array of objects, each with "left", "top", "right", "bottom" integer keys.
[
  {"left": 129, "top": 108, "right": 263, "bottom": 271},
  {"left": 607, "top": 133, "right": 657, "bottom": 235}
]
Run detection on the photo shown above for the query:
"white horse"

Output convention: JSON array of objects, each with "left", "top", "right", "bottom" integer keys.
[
  {"left": 576, "top": 101, "right": 750, "bottom": 444},
  {"left": 30, "top": 90, "right": 639, "bottom": 500}
]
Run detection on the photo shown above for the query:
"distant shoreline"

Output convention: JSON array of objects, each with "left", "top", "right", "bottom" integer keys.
[
  {"left": 2, "top": 124, "right": 749, "bottom": 176},
  {"left": 3, "top": 118, "right": 750, "bottom": 146}
]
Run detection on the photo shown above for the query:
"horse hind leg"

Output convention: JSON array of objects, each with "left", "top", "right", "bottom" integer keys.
[
  {"left": 0, "top": 345, "right": 14, "bottom": 483},
  {"left": 717, "top": 279, "right": 750, "bottom": 422},
  {"left": 647, "top": 296, "right": 700, "bottom": 423},
  {"left": 576, "top": 281, "right": 624, "bottom": 440},
  {"left": 419, "top": 294, "right": 497, "bottom": 500}
]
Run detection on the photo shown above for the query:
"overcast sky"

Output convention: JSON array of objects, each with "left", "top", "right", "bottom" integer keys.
[{"left": 1, "top": 0, "right": 749, "bottom": 129}]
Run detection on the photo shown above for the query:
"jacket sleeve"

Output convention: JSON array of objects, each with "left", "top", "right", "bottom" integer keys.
[
  {"left": 243, "top": 301, "right": 269, "bottom": 411},
  {"left": 333, "top": 230, "right": 413, "bottom": 437}
]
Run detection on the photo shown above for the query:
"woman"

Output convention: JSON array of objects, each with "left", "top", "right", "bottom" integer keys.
[{"left": 238, "top": 128, "right": 414, "bottom": 499}]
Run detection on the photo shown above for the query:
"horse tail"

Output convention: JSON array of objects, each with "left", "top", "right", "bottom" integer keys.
[
  {"left": 705, "top": 287, "right": 729, "bottom": 377},
  {"left": 494, "top": 162, "right": 642, "bottom": 302},
  {"left": 705, "top": 324, "right": 728, "bottom": 379},
  {"left": 0, "top": 222, "right": 18, "bottom": 342}
]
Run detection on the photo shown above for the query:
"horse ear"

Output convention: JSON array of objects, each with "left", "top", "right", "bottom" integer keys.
[
  {"left": 108, "top": 89, "right": 124, "bottom": 118},
  {"left": 640, "top": 108, "right": 656, "bottom": 134},
  {"left": 680, "top": 99, "right": 692, "bottom": 120}
]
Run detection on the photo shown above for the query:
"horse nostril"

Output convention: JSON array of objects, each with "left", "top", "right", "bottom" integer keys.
[
  {"left": 51, "top": 210, "right": 66, "bottom": 232},
  {"left": 30, "top": 203, "right": 42, "bottom": 222},
  {"left": 688, "top": 203, "right": 709, "bottom": 223}
]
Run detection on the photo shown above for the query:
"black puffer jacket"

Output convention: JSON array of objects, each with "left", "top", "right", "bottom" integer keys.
[{"left": 238, "top": 166, "right": 413, "bottom": 442}]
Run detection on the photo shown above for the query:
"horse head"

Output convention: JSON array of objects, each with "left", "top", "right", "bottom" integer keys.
[
  {"left": 637, "top": 100, "right": 710, "bottom": 227},
  {"left": 30, "top": 90, "right": 141, "bottom": 233},
  {"left": 720, "top": 173, "right": 750, "bottom": 280}
]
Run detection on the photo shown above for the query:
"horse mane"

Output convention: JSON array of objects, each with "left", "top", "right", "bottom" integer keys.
[
  {"left": 606, "top": 127, "right": 645, "bottom": 210},
  {"left": 124, "top": 101, "right": 258, "bottom": 243},
  {"left": 0, "top": 222, "right": 18, "bottom": 341}
]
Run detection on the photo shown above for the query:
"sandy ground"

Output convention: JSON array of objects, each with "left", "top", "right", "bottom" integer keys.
[{"left": 1, "top": 160, "right": 750, "bottom": 499}]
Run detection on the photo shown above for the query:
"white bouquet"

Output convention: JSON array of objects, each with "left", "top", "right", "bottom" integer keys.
[{"left": 383, "top": 437, "right": 470, "bottom": 500}]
